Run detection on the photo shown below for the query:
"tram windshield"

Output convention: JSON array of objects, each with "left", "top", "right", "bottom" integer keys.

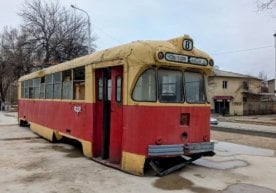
[
  {"left": 158, "top": 69, "right": 183, "bottom": 103},
  {"left": 184, "top": 71, "right": 205, "bottom": 103},
  {"left": 132, "top": 68, "right": 206, "bottom": 103}
]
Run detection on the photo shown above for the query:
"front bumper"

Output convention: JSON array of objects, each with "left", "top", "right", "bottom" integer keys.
[{"left": 148, "top": 142, "right": 214, "bottom": 157}]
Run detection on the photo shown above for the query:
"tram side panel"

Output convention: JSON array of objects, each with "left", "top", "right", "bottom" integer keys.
[{"left": 18, "top": 100, "right": 93, "bottom": 146}]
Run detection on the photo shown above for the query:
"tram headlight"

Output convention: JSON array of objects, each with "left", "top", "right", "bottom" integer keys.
[
  {"left": 209, "top": 59, "right": 214, "bottom": 66},
  {"left": 157, "top": 52, "right": 165, "bottom": 60}
]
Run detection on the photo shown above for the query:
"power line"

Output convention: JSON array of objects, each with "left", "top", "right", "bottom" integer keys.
[
  {"left": 88, "top": 12, "right": 122, "bottom": 45},
  {"left": 211, "top": 45, "right": 273, "bottom": 55}
]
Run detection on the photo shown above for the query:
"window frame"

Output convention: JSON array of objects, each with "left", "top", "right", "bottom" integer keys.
[
  {"left": 20, "top": 80, "right": 28, "bottom": 98},
  {"left": 157, "top": 68, "right": 184, "bottom": 103},
  {"left": 45, "top": 74, "right": 53, "bottom": 99},
  {"left": 53, "top": 72, "right": 62, "bottom": 99},
  {"left": 116, "top": 75, "right": 122, "bottom": 103},
  {"left": 131, "top": 68, "right": 157, "bottom": 102},
  {"left": 33, "top": 78, "right": 41, "bottom": 99},
  {"left": 73, "top": 66, "right": 85, "bottom": 100},
  {"left": 97, "top": 77, "right": 103, "bottom": 101},
  {"left": 62, "top": 69, "right": 73, "bottom": 100},
  {"left": 184, "top": 71, "right": 206, "bottom": 104},
  {"left": 39, "top": 77, "right": 45, "bottom": 99},
  {"left": 222, "top": 80, "right": 228, "bottom": 89},
  {"left": 20, "top": 66, "right": 86, "bottom": 101},
  {"left": 131, "top": 67, "right": 208, "bottom": 104}
]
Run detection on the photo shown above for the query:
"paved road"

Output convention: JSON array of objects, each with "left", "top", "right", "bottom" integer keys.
[
  {"left": 216, "top": 121, "right": 276, "bottom": 133},
  {"left": 0, "top": 112, "right": 17, "bottom": 126},
  {"left": 212, "top": 121, "right": 276, "bottom": 138},
  {"left": 0, "top": 124, "right": 276, "bottom": 192}
]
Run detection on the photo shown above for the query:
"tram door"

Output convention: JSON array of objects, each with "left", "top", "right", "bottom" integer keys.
[{"left": 94, "top": 66, "right": 123, "bottom": 164}]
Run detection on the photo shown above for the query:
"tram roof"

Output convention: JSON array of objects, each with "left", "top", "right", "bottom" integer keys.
[{"left": 19, "top": 35, "right": 213, "bottom": 81}]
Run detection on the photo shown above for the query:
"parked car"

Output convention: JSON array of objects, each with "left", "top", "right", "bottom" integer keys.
[{"left": 210, "top": 117, "right": 218, "bottom": 125}]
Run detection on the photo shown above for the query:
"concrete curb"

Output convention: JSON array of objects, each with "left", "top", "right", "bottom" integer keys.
[{"left": 211, "top": 126, "right": 276, "bottom": 138}]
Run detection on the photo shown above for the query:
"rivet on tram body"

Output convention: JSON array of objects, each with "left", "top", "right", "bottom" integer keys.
[
  {"left": 182, "top": 132, "right": 188, "bottom": 141},
  {"left": 155, "top": 137, "right": 163, "bottom": 145}
]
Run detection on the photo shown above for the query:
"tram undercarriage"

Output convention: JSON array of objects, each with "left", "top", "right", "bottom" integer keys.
[
  {"left": 148, "top": 151, "right": 215, "bottom": 176},
  {"left": 147, "top": 142, "right": 215, "bottom": 176}
]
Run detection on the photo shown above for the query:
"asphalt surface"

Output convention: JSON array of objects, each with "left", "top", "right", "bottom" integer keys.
[
  {"left": 0, "top": 111, "right": 276, "bottom": 192},
  {"left": 210, "top": 114, "right": 276, "bottom": 138},
  {"left": 0, "top": 111, "right": 18, "bottom": 126},
  {"left": 0, "top": 124, "right": 276, "bottom": 193},
  {"left": 211, "top": 121, "right": 276, "bottom": 138}
]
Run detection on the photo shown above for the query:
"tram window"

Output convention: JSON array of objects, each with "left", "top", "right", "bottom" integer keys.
[
  {"left": 53, "top": 72, "right": 62, "bottom": 99},
  {"left": 21, "top": 82, "right": 24, "bottom": 98},
  {"left": 24, "top": 80, "right": 29, "bottom": 98},
  {"left": 62, "top": 70, "right": 73, "bottom": 100},
  {"left": 40, "top": 83, "right": 45, "bottom": 98},
  {"left": 33, "top": 78, "right": 40, "bottom": 99},
  {"left": 45, "top": 74, "right": 53, "bottom": 99},
  {"left": 107, "top": 79, "right": 112, "bottom": 101},
  {"left": 116, "top": 76, "right": 122, "bottom": 103},
  {"left": 132, "top": 69, "right": 156, "bottom": 102},
  {"left": 184, "top": 72, "right": 205, "bottom": 103},
  {"left": 40, "top": 77, "right": 45, "bottom": 99},
  {"left": 21, "top": 80, "right": 28, "bottom": 98},
  {"left": 158, "top": 69, "right": 183, "bottom": 103},
  {"left": 73, "top": 67, "right": 85, "bottom": 100},
  {"left": 28, "top": 79, "right": 35, "bottom": 99},
  {"left": 98, "top": 78, "right": 103, "bottom": 100}
]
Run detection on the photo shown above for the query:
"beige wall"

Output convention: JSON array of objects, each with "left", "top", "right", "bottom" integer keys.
[
  {"left": 268, "top": 80, "right": 275, "bottom": 93},
  {"left": 207, "top": 76, "right": 261, "bottom": 115}
]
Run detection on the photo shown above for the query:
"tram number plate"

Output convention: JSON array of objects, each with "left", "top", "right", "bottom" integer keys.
[{"left": 73, "top": 106, "right": 82, "bottom": 115}]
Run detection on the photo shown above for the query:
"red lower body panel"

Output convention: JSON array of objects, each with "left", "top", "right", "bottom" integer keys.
[
  {"left": 122, "top": 106, "right": 211, "bottom": 156},
  {"left": 18, "top": 100, "right": 93, "bottom": 142},
  {"left": 19, "top": 100, "right": 211, "bottom": 159}
]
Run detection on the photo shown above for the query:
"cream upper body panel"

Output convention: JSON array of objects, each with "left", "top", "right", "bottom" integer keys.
[{"left": 18, "top": 35, "right": 213, "bottom": 105}]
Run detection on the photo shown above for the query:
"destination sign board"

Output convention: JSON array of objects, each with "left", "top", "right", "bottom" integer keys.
[{"left": 164, "top": 52, "right": 208, "bottom": 66}]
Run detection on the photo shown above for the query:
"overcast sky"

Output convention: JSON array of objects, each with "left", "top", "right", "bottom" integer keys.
[{"left": 0, "top": 0, "right": 276, "bottom": 79}]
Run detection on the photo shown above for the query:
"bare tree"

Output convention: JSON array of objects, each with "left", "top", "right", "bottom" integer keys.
[
  {"left": 0, "top": 27, "right": 33, "bottom": 102},
  {"left": 258, "top": 71, "right": 269, "bottom": 92},
  {"left": 19, "top": 0, "right": 95, "bottom": 66},
  {"left": 0, "top": 57, "right": 10, "bottom": 103},
  {"left": 257, "top": 0, "right": 276, "bottom": 10}
]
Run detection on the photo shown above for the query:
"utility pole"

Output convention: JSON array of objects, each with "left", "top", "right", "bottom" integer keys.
[
  {"left": 71, "top": 5, "right": 91, "bottom": 54},
  {"left": 274, "top": 32, "right": 276, "bottom": 94}
]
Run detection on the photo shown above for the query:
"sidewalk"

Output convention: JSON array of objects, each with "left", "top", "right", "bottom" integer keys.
[
  {"left": 212, "top": 114, "right": 276, "bottom": 138},
  {"left": 214, "top": 114, "right": 276, "bottom": 126},
  {"left": 0, "top": 111, "right": 18, "bottom": 125}
]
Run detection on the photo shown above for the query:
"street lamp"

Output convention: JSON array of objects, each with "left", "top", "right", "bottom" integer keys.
[{"left": 71, "top": 4, "right": 92, "bottom": 54}]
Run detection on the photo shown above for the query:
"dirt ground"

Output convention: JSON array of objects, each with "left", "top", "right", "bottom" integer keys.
[{"left": 211, "top": 130, "right": 276, "bottom": 150}]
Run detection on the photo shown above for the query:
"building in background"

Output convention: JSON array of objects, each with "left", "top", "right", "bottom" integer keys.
[
  {"left": 207, "top": 69, "right": 275, "bottom": 115},
  {"left": 268, "top": 79, "right": 275, "bottom": 95}
]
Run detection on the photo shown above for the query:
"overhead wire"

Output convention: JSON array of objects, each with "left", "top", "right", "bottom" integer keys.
[{"left": 211, "top": 45, "right": 273, "bottom": 55}]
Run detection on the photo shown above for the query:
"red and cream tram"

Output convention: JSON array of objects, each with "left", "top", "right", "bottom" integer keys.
[{"left": 18, "top": 35, "right": 215, "bottom": 176}]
